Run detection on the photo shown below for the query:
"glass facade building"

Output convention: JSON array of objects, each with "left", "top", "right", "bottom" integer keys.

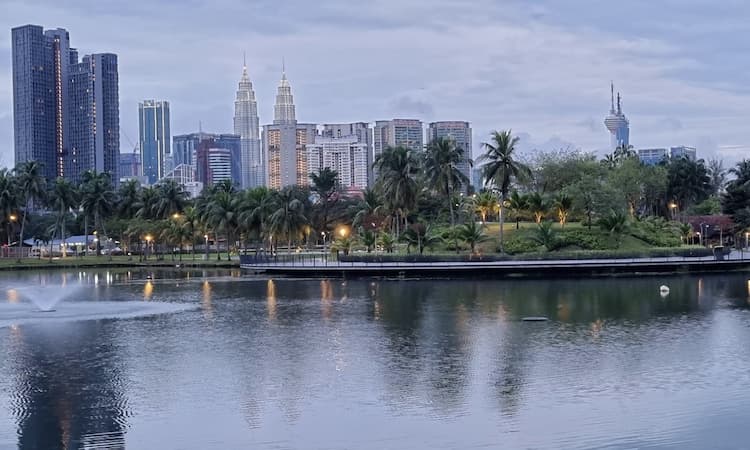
[
  {"left": 12, "top": 24, "right": 119, "bottom": 183},
  {"left": 139, "top": 100, "right": 171, "bottom": 184},
  {"left": 428, "top": 121, "right": 473, "bottom": 192}
]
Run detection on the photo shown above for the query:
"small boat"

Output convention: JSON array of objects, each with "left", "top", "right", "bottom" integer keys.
[{"left": 522, "top": 316, "right": 549, "bottom": 322}]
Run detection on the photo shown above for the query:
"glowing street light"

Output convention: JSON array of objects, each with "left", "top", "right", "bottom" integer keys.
[
  {"left": 172, "top": 213, "right": 181, "bottom": 220},
  {"left": 745, "top": 231, "right": 749, "bottom": 249},
  {"left": 9, "top": 214, "right": 16, "bottom": 222}
]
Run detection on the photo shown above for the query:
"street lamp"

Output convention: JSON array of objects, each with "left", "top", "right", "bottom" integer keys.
[
  {"left": 172, "top": 213, "right": 181, "bottom": 220},
  {"left": 669, "top": 202, "right": 678, "bottom": 221},
  {"left": 745, "top": 232, "right": 749, "bottom": 249},
  {"left": 145, "top": 234, "right": 153, "bottom": 260},
  {"left": 7, "top": 214, "right": 16, "bottom": 247},
  {"left": 204, "top": 234, "right": 209, "bottom": 260}
]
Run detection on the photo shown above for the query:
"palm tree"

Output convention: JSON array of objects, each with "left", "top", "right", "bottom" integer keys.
[
  {"left": 458, "top": 220, "right": 489, "bottom": 255},
  {"left": 373, "top": 146, "right": 421, "bottom": 237},
  {"left": 707, "top": 159, "right": 727, "bottom": 195},
  {"left": 350, "top": 188, "right": 383, "bottom": 229},
  {"left": 679, "top": 222, "right": 693, "bottom": 245},
  {"left": 527, "top": 192, "right": 548, "bottom": 224},
  {"left": 378, "top": 232, "right": 396, "bottom": 253},
  {"left": 269, "top": 187, "right": 308, "bottom": 255},
  {"left": 358, "top": 227, "right": 376, "bottom": 253},
  {"left": 473, "top": 191, "right": 496, "bottom": 223},
  {"left": 153, "top": 179, "right": 188, "bottom": 219},
  {"left": 598, "top": 210, "right": 629, "bottom": 247},
  {"left": 80, "top": 171, "right": 116, "bottom": 259},
  {"left": 553, "top": 194, "right": 573, "bottom": 228},
  {"left": 478, "top": 130, "right": 531, "bottom": 251},
  {"left": 507, "top": 191, "right": 528, "bottom": 229},
  {"left": 48, "top": 178, "right": 79, "bottom": 258},
  {"left": 117, "top": 179, "right": 141, "bottom": 219},
  {"left": 423, "top": 137, "right": 471, "bottom": 227},
  {"left": 309, "top": 168, "right": 340, "bottom": 237},
  {"left": 15, "top": 161, "right": 46, "bottom": 259},
  {"left": 400, "top": 223, "right": 442, "bottom": 255},
  {"left": 136, "top": 186, "right": 159, "bottom": 220},
  {"left": 181, "top": 206, "right": 201, "bottom": 260},
  {"left": 205, "top": 190, "right": 239, "bottom": 260},
  {"left": 0, "top": 169, "right": 20, "bottom": 250},
  {"left": 530, "top": 221, "right": 558, "bottom": 251}
]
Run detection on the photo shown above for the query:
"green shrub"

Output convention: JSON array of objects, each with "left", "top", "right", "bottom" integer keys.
[
  {"left": 557, "top": 228, "right": 612, "bottom": 250},
  {"left": 629, "top": 218, "right": 681, "bottom": 247},
  {"left": 501, "top": 235, "right": 540, "bottom": 254}
]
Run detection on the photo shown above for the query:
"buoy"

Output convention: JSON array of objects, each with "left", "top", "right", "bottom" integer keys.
[
  {"left": 659, "top": 285, "right": 670, "bottom": 297},
  {"left": 522, "top": 316, "right": 548, "bottom": 322}
]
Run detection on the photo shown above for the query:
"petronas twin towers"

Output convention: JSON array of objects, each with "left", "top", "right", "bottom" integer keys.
[{"left": 233, "top": 59, "right": 302, "bottom": 189}]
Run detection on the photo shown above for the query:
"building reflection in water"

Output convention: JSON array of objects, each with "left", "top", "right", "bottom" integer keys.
[{"left": 9, "top": 322, "right": 129, "bottom": 449}]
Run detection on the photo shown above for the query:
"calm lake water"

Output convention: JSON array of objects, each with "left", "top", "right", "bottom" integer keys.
[{"left": 0, "top": 269, "right": 749, "bottom": 449}]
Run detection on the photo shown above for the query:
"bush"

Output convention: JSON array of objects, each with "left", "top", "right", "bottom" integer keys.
[
  {"left": 501, "top": 235, "right": 540, "bottom": 254},
  {"left": 557, "top": 228, "right": 612, "bottom": 250},
  {"left": 629, "top": 218, "right": 681, "bottom": 247}
]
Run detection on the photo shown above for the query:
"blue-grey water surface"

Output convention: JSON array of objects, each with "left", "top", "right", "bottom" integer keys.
[{"left": 0, "top": 269, "right": 749, "bottom": 449}]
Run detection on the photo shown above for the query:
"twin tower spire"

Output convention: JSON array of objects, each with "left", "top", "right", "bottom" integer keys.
[{"left": 236, "top": 54, "right": 296, "bottom": 125}]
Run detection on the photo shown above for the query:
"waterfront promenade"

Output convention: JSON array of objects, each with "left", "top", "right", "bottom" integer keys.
[{"left": 240, "top": 250, "right": 750, "bottom": 278}]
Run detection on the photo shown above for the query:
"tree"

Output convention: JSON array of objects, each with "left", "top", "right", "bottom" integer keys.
[
  {"left": 400, "top": 223, "right": 442, "bottom": 255},
  {"left": 205, "top": 190, "right": 240, "bottom": 260},
  {"left": 530, "top": 221, "right": 558, "bottom": 251},
  {"left": 473, "top": 191, "right": 497, "bottom": 223},
  {"left": 269, "top": 186, "right": 308, "bottom": 255},
  {"left": 373, "top": 146, "right": 421, "bottom": 236},
  {"left": 117, "top": 179, "right": 141, "bottom": 219},
  {"left": 679, "top": 222, "right": 693, "bottom": 245},
  {"left": 478, "top": 130, "right": 531, "bottom": 250},
  {"left": 667, "top": 157, "right": 712, "bottom": 213},
  {"left": 358, "top": 227, "right": 376, "bottom": 253},
  {"left": 527, "top": 192, "right": 548, "bottom": 224},
  {"left": 458, "top": 221, "right": 489, "bottom": 255},
  {"left": 0, "top": 169, "right": 20, "bottom": 248},
  {"left": 48, "top": 178, "right": 79, "bottom": 258},
  {"left": 80, "top": 171, "right": 116, "bottom": 259},
  {"left": 553, "top": 193, "right": 573, "bottom": 228},
  {"left": 15, "top": 161, "right": 46, "bottom": 259},
  {"left": 378, "top": 232, "right": 396, "bottom": 253},
  {"left": 350, "top": 188, "right": 383, "bottom": 228},
  {"left": 608, "top": 157, "right": 644, "bottom": 217},
  {"left": 722, "top": 160, "right": 750, "bottom": 230},
  {"left": 153, "top": 179, "right": 188, "bottom": 219},
  {"left": 423, "top": 137, "right": 471, "bottom": 229},
  {"left": 309, "top": 168, "right": 340, "bottom": 238},
  {"left": 567, "top": 175, "right": 621, "bottom": 230},
  {"left": 598, "top": 210, "right": 629, "bottom": 247},
  {"left": 707, "top": 158, "right": 727, "bottom": 195},
  {"left": 507, "top": 191, "right": 528, "bottom": 229}
]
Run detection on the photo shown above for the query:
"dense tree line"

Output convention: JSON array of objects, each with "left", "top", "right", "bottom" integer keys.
[{"left": 0, "top": 131, "right": 744, "bottom": 259}]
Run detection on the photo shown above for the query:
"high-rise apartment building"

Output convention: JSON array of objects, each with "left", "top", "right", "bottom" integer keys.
[
  {"left": 670, "top": 146, "right": 697, "bottom": 161},
  {"left": 427, "top": 121, "right": 473, "bottom": 191},
  {"left": 67, "top": 53, "right": 120, "bottom": 183},
  {"left": 637, "top": 148, "right": 668, "bottom": 166},
  {"left": 138, "top": 100, "right": 170, "bottom": 184},
  {"left": 233, "top": 59, "right": 262, "bottom": 189},
  {"left": 11, "top": 24, "right": 119, "bottom": 183},
  {"left": 373, "top": 119, "right": 423, "bottom": 183},
  {"left": 604, "top": 83, "right": 630, "bottom": 151},
  {"left": 119, "top": 151, "right": 142, "bottom": 178},
  {"left": 263, "top": 68, "right": 316, "bottom": 188},
  {"left": 307, "top": 136, "right": 369, "bottom": 190},
  {"left": 321, "top": 122, "right": 373, "bottom": 187},
  {"left": 196, "top": 142, "right": 233, "bottom": 187}
]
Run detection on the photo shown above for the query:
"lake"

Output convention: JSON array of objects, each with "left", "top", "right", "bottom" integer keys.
[{"left": 0, "top": 269, "right": 749, "bottom": 449}]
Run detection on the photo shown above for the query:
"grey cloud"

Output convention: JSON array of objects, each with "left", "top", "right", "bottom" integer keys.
[{"left": 388, "top": 96, "right": 434, "bottom": 118}]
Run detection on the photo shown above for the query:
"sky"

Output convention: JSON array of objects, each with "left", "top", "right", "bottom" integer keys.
[{"left": 1, "top": 0, "right": 749, "bottom": 168}]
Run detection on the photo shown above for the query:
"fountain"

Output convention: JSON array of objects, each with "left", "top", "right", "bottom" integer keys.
[
  {"left": 12, "top": 284, "right": 85, "bottom": 312},
  {"left": 0, "top": 280, "right": 198, "bottom": 328}
]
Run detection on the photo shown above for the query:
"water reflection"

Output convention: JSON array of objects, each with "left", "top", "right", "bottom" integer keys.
[{"left": 8, "top": 322, "right": 128, "bottom": 449}]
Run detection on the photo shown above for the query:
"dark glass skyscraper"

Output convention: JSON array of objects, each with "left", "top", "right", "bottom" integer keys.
[
  {"left": 139, "top": 100, "right": 171, "bottom": 184},
  {"left": 11, "top": 24, "right": 119, "bottom": 183}
]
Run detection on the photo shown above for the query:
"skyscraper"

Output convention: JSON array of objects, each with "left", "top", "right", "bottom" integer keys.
[
  {"left": 67, "top": 53, "right": 120, "bottom": 183},
  {"left": 321, "top": 122, "right": 373, "bottom": 187},
  {"left": 138, "top": 100, "right": 171, "bottom": 184},
  {"left": 263, "top": 67, "right": 316, "bottom": 188},
  {"left": 233, "top": 57, "right": 262, "bottom": 189},
  {"left": 427, "top": 121, "right": 473, "bottom": 191},
  {"left": 11, "top": 24, "right": 119, "bottom": 183},
  {"left": 173, "top": 132, "right": 241, "bottom": 186},
  {"left": 604, "top": 82, "right": 630, "bottom": 151}
]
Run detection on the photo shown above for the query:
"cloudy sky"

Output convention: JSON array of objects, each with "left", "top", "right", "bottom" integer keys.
[{"left": 1, "top": 0, "right": 749, "bottom": 167}]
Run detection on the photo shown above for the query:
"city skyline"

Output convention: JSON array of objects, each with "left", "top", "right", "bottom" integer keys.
[{"left": 2, "top": 1, "right": 750, "bottom": 169}]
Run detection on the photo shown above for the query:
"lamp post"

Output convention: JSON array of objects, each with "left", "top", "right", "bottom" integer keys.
[
  {"left": 669, "top": 202, "right": 678, "bottom": 221},
  {"left": 321, "top": 231, "right": 327, "bottom": 264},
  {"left": 204, "top": 234, "right": 209, "bottom": 261},
  {"left": 145, "top": 234, "right": 153, "bottom": 260},
  {"left": 7, "top": 214, "right": 16, "bottom": 248},
  {"left": 745, "top": 232, "right": 748, "bottom": 250}
]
